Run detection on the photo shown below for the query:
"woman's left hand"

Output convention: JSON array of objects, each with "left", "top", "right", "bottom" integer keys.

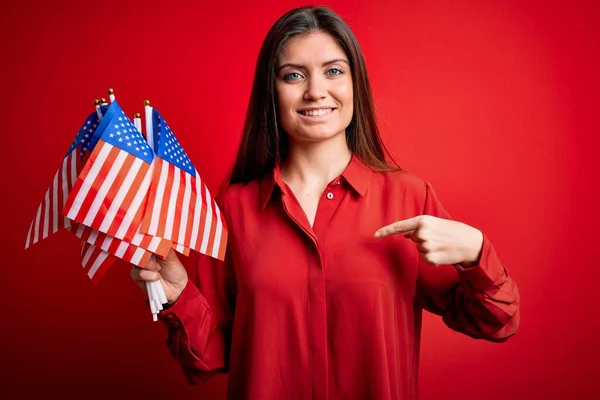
[{"left": 374, "top": 215, "right": 484, "bottom": 267}]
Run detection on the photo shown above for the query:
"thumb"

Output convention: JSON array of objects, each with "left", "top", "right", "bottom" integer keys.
[
  {"left": 144, "top": 256, "right": 162, "bottom": 272},
  {"left": 374, "top": 216, "right": 422, "bottom": 238},
  {"left": 164, "top": 248, "right": 180, "bottom": 262}
]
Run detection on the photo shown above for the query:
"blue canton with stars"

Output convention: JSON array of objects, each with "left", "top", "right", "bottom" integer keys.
[
  {"left": 152, "top": 109, "right": 195, "bottom": 175},
  {"left": 64, "top": 106, "right": 107, "bottom": 160},
  {"left": 92, "top": 101, "right": 153, "bottom": 164}
]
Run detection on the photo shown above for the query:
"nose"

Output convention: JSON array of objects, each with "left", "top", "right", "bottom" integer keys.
[{"left": 304, "top": 74, "right": 327, "bottom": 101}]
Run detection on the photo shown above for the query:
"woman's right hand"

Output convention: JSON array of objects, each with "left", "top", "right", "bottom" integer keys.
[{"left": 130, "top": 248, "right": 188, "bottom": 304}]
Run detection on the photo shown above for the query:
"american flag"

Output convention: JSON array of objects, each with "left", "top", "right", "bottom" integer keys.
[
  {"left": 79, "top": 240, "right": 116, "bottom": 284},
  {"left": 63, "top": 101, "right": 167, "bottom": 253},
  {"left": 25, "top": 111, "right": 101, "bottom": 249},
  {"left": 70, "top": 222, "right": 168, "bottom": 267},
  {"left": 140, "top": 108, "right": 227, "bottom": 261}
]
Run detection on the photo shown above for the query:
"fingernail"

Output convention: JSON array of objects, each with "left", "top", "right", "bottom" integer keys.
[{"left": 374, "top": 231, "right": 381, "bottom": 238}]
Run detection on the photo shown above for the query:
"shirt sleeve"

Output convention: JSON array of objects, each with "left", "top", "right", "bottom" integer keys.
[
  {"left": 414, "top": 181, "right": 520, "bottom": 342},
  {"left": 157, "top": 196, "right": 237, "bottom": 384}
]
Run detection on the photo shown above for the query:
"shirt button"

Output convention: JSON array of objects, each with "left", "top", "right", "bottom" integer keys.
[{"left": 326, "top": 192, "right": 334, "bottom": 200}]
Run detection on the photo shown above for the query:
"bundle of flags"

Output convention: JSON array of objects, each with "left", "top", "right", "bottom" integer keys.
[{"left": 24, "top": 90, "right": 227, "bottom": 320}]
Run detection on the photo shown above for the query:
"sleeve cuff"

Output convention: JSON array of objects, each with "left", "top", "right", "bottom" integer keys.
[
  {"left": 157, "top": 279, "right": 207, "bottom": 330},
  {"left": 454, "top": 232, "right": 507, "bottom": 291}
]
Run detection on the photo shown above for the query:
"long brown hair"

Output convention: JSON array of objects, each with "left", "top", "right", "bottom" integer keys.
[{"left": 228, "top": 6, "right": 399, "bottom": 185}]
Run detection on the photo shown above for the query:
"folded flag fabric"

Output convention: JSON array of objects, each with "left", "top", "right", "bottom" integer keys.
[
  {"left": 140, "top": 107, "right": 227, "bottom": 261},
  {"left": 69, "top": 222, "right": 158, "bottom": 268},
  {"left": 80, "top": 240, "right": 116, "bottom": 284},
  {"left": 25, "top": 111, "right": 101, "bottom": 249}
]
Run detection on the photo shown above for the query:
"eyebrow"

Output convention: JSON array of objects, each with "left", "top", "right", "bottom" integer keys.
[{"left": 277, "top": 58, "right": 350, "bottom": 71}]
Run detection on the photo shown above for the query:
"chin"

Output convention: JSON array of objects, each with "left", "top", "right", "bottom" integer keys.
[{"left": 295, "top": 127, "right": 345, "bottom": 142}]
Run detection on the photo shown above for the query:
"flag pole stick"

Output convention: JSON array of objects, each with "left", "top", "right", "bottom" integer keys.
[
  {"left": 133, "top": 113, "right": 143, "bottom": 133},
  {"left": 143, "top": 99, "right": 169, "bottom": 319},
  {"left": 94, "top": 99, "right": 103, "bottom": 119},
  {"left": 134, "top": 110, "right": 163, "bottom": 321}
]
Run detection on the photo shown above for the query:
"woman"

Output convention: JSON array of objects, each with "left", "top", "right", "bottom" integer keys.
[{"left": 131, "top": 6, "right": 519, "bottom": 400}]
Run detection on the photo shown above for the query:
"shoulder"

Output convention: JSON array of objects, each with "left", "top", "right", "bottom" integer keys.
[
  {"left": 215, "top": 180, "right": 262, "bottom": 214},
  {"left": 372, "top": 168, "right": 452, "bottom": 218},
  {"left": 367, "top": 168, "right": 449, "bottom": 217},
  {"left": 370, "top": 168, "right": 430, "bottom": 197}
]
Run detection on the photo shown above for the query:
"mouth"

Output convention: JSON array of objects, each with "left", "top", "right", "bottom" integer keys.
[{"left": 297, "top": 108, "right": 335, "bottom": 117}]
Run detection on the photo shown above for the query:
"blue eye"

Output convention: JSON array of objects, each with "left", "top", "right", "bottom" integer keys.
[
  {"left": 283, "top": 72, "right": 302, "bottom": 81},
  {"left": 327, "top": 68, "right": 343, "bottom": 76}
]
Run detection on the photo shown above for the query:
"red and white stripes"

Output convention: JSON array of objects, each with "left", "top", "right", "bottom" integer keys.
[
  {"left": 80, "top": 241, "right": 116, "bottom": 284},
  {"left": 141, "top": 159, "right": 226, "bottom": 261},
  {"left": 63, "top": 141, "right": 153, "bottom": 244},
  {"left": 25, "top": 150, "right": 79, "bottom": 249}
]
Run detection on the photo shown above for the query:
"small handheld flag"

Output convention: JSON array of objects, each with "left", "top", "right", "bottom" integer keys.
[
  {"left": 25, "top": 111, "right": 101, "bottom": 249},
  {"left": 140, "top": 106, "right": 227, "bottom": 261}
]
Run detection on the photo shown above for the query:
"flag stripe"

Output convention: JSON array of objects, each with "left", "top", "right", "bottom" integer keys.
[
  {"left": 204, "top": 184, "right": 217, "bottom": 256},
  {"left": 194, "top": 180, "right": 210, "bottom": 252},
  {"left": 69, "top": 149, "right": 78, "bottom": 187},
  {"left": 163, "top": 166, "right": 181, "bottom": 239},
  {"left": 114, "top": 162, "right": 152, "bottom": 240},
  {"left": 176, "top": 172, "right": 192, "bottom": 246},
  {"left": 88, "top": 249, "right": 114, "bottom": 283},
  {"left": 157, "top": 162, "right": 175, "bottom": 237},
  {"left": 189, "top": 173, "right": 203, "bottom": 250},
  {"left": 148, "top": 159, "right": 170, "bottom": 235},
  {"left": 51, "top": 169, "right": 59, "bottom": 234},
  {"left": 42, "top": 185, "right": 50, "bottom": 239},
  {"left": 25, "top": 221, "right": 33, "bottom": 249},
  {"left": 65, "top": 153, "right": 78, "bottom": 229},
  {"left": 82, "top": 243, "right": 95, "bottom": 266},
  {"left": 65, "top": 141, "right": 112, "bottom": 219},
  {"left": 170, "top": 169, "right": 185, "bottom": 243},
  {"left": 218, "top": 211, "right": 228, "bottom": 260},
  {"left": 115, "top": 241, "right": 130, "bottom": 258},
  {"left": 211, "top": 203, "right": 223, "bottom": 258},
  {"left": 88, "top": 250, "right": 109, "bottom": 279},
  {"left": 33, "top": 201, "right": 42, "bottom": 245},
  {"left": 130, "top": 247, "right": 146, "bottom": 265},
  {"left": 82, "top": 147, "right": 127, "bottom": 226},
  {"left": 58, "top": 155, "right": 69, "bottom": 230},
  {"left": 199, "top": 183, "right": 213, "bottom": 254},
  {"left": 183, "top": 175, "right": 198, "bottom": 250},
  {"left": 174, "top": 242, "right": 186, "bottom": 254},
  {"left": 98, "top": 156, "right": 141, "bottom": 232}
]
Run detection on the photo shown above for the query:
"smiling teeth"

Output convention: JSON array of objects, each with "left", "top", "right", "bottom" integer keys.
[{"left": 301, "top": 108, "right": 333, "bottom": 116}]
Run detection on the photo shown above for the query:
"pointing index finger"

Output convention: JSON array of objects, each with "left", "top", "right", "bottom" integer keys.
[{"left": 374, "top": 216, "right": 422, "bottom": 238}]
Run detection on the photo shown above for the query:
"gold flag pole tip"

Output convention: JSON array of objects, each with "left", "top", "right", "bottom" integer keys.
[
  {"left": 100, "top": 98, "right": 106, "bottom": 103},
  {"left": 107, "top": 88, "right": 114, "bottom": 95},
  {"left": 93, "top": 99, "right": 100, "bottom": 105},
  {"left": 134, "top": 113, "right": 141, "bottom": 118},
  {"left": 144, "top": 100, "right": 151, "bottom": 106}
]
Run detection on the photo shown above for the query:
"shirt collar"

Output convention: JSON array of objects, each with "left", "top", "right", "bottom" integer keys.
[{"left": 259, "top": 154, "right": 372, "bottom": 210}]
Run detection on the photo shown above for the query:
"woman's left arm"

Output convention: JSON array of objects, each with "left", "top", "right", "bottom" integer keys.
[{"left": 375, "top": 181, "right": 520, "bottom": 342}]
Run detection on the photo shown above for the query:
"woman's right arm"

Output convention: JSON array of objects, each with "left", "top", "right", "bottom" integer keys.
[{"left": 131, "top": 246, "right": 237, "bottom": 384}]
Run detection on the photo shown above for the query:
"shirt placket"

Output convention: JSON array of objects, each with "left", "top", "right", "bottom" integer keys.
[{"left": 280, "top": 178, "right": 346, "bottom": 400}]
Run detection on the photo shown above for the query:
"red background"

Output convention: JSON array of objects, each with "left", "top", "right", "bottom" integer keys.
[{"left": 2, "top": 0, "right": 599, "bottom": 398}]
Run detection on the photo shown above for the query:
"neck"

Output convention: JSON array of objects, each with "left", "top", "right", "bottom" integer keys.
[{"left": 281, "top": 134, "right": 352, "bottom": 188}]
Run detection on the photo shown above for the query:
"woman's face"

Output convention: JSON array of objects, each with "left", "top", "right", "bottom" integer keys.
[{"left": 276, "top": 31, "right": 353, "bottom": 143}]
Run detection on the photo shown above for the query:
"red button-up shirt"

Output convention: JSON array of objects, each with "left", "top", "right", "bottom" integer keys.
[{"left": 158, "top": 155, "right": 520, "bottom": 399}]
